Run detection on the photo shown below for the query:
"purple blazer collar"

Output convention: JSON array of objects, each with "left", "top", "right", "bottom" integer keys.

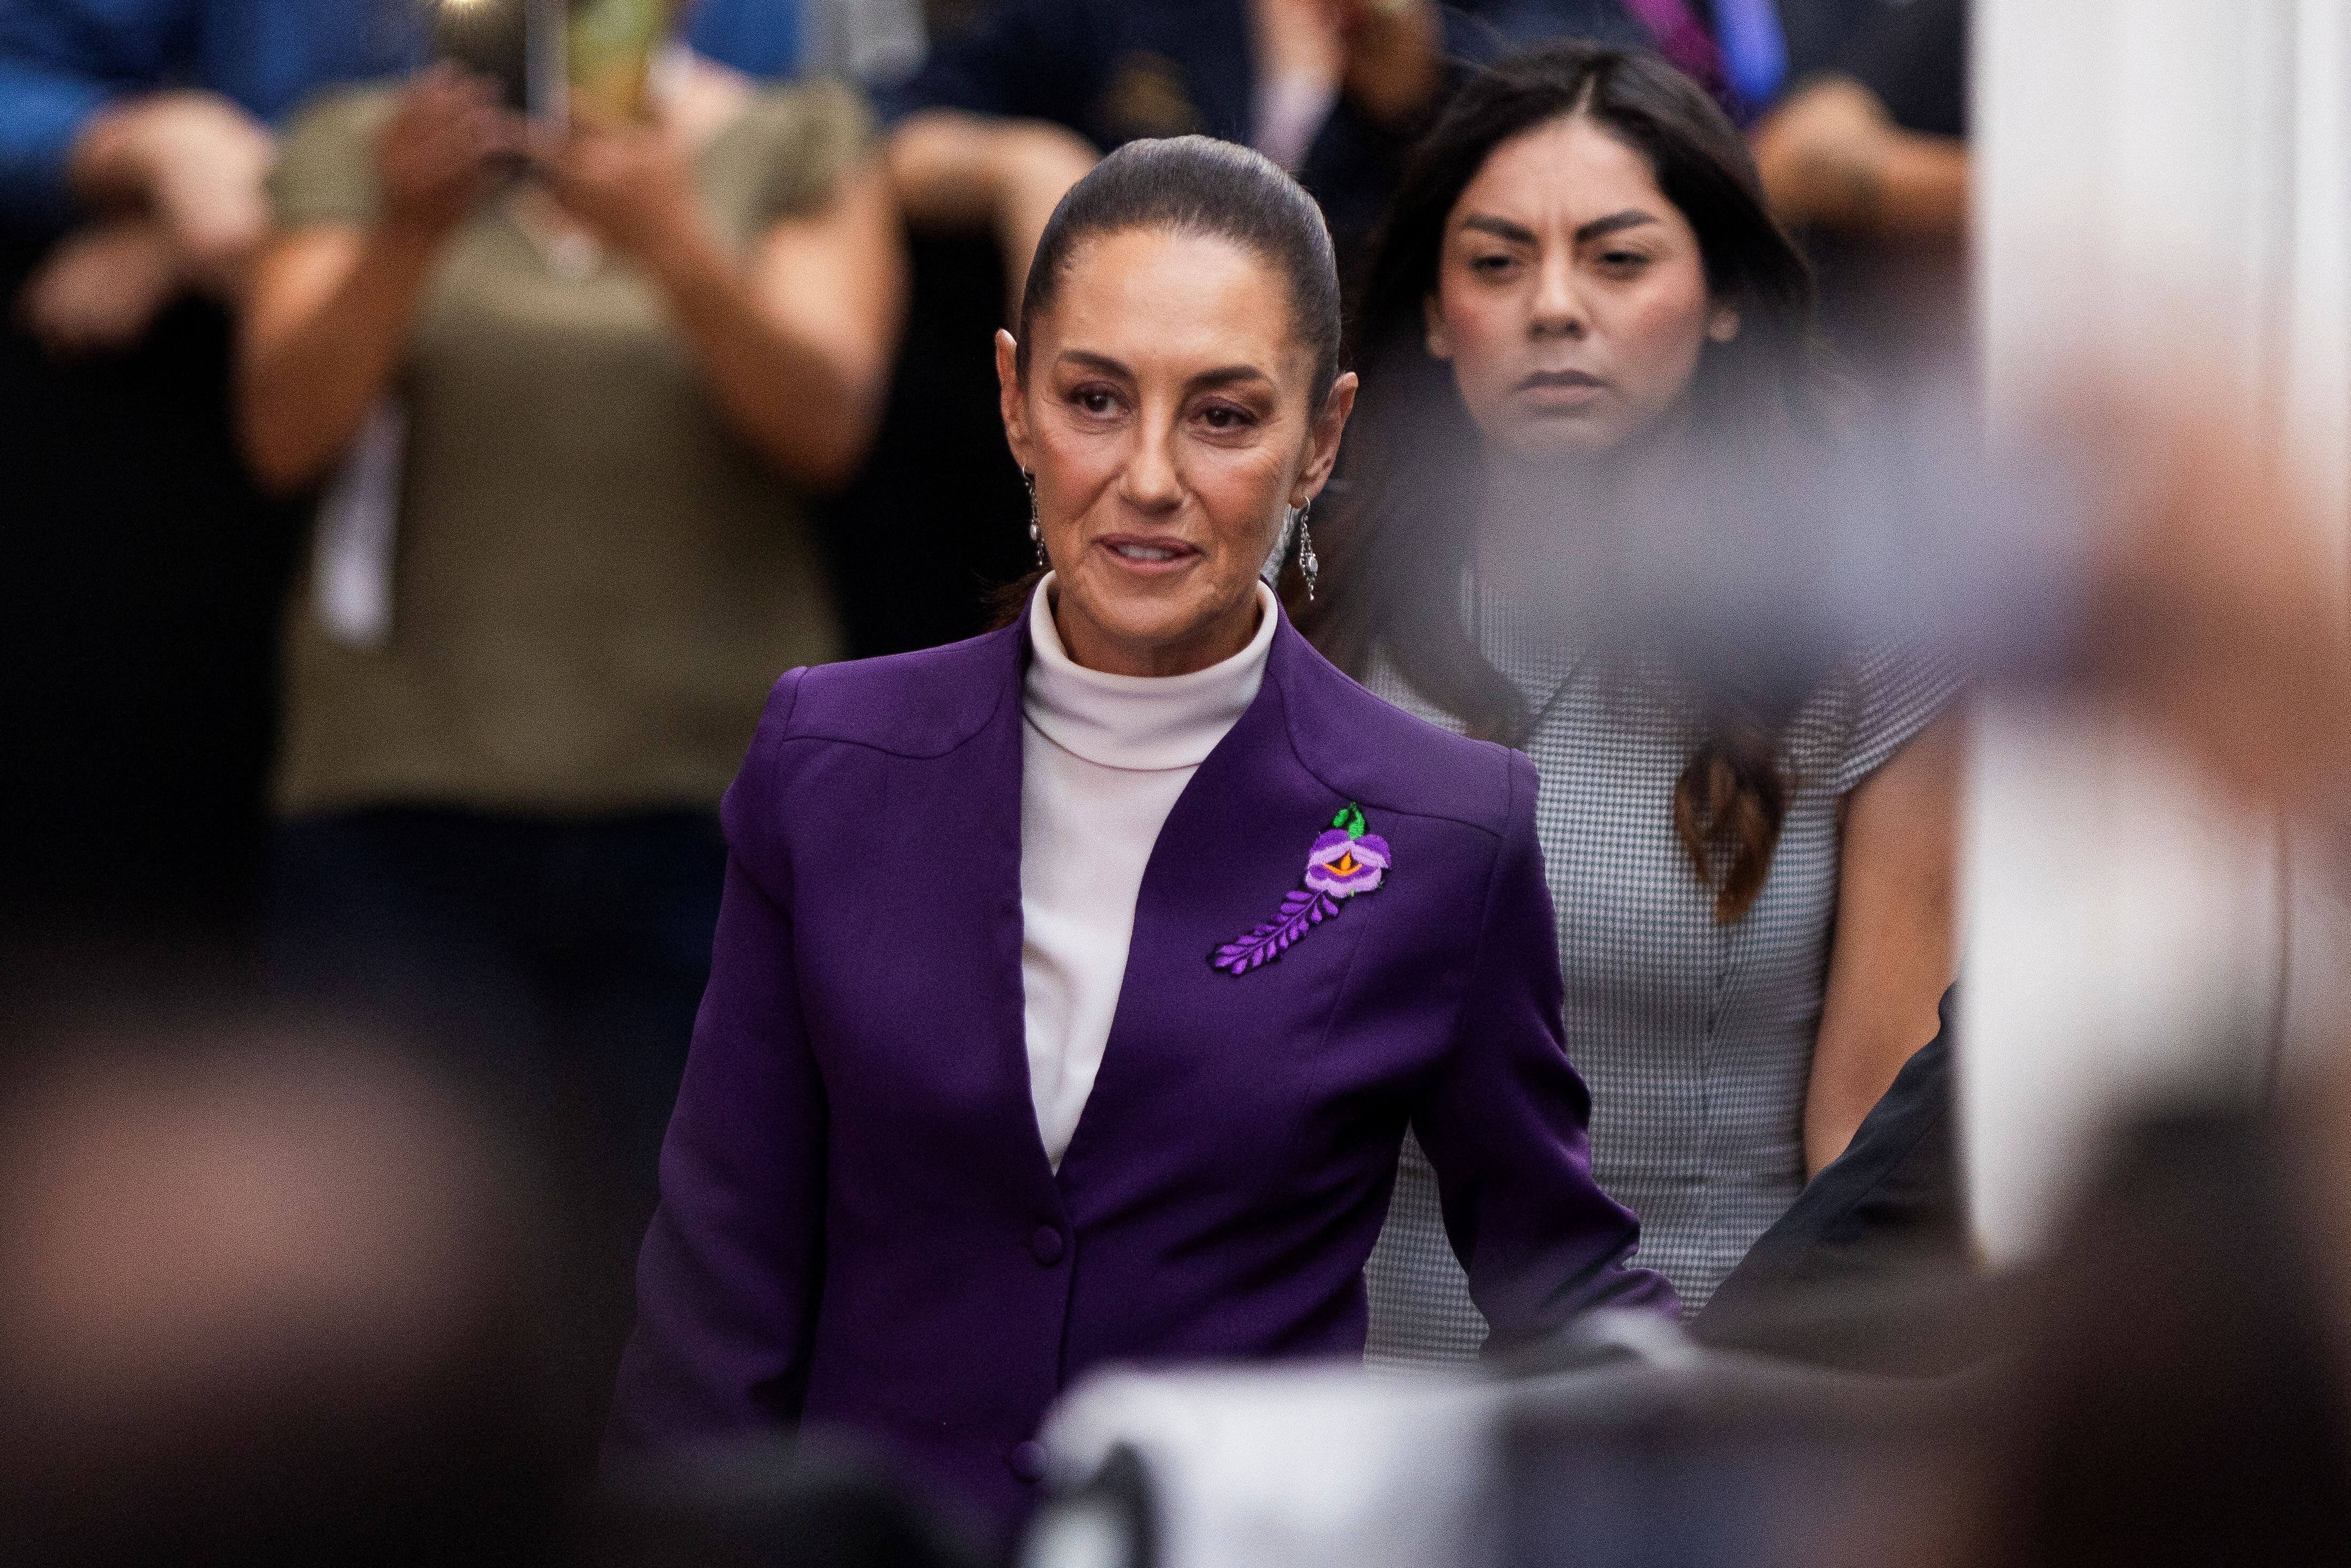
[{"left": 973, "top": 585, "right": 1378, "bottom": 799}]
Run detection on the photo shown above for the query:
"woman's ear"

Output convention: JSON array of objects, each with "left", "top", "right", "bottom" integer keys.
[
  {"left": 995, "top": 328, "right": 1035, "bottom": 471},
  {"left": 1422, "top": 294, "right": 1454, "bottom": 360},
  {"left": 1294, "top": 370, "right": 1360, "bottom": 504},
  {"left": 1707, "top": 302, "right": 1743, "bottom": 343}
]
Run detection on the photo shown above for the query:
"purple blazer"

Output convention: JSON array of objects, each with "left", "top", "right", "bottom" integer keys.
[{"left": 608, "top": 602, "right": 1673, "bottom": 1534}]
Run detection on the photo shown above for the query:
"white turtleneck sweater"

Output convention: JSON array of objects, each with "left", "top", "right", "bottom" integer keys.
[{"left": 1020, "top": 575, "right": 1279, "bottom": 1170}]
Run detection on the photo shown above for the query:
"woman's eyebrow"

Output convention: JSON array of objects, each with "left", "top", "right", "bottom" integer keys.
[
  {"left": 1575, "top": 208, "right": 1661, "bottom": 244},
  {"left": 1458, "top": 213, "right": 1538, "bottom": 245},
  {"left": 1189, "top": 365, "right": 1272, "bottom": 392},
  {"left": 1056, "top": 349, "right": 1133, "bottom": 378}
]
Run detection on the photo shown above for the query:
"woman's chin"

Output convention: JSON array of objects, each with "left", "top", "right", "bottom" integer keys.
[
  {"left": 1494, "top": 416, "right": 1628, "bottom": 462},
  {"left": 1055, "top": 575, "right": 1256, "bottom": 676}
]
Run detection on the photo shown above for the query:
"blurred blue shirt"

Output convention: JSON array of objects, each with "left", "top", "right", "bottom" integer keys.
[{"left": 0, "top": 0, "right": 802, "bottom": 230}]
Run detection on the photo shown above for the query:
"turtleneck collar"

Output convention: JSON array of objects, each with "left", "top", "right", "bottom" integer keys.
[{"left": 1023, "top": 574, "right": 1279, "bottom": 772}]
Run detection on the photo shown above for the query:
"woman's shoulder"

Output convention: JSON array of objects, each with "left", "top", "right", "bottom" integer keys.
[
  {"left": 1784, "top": 642, "right": 1968, "bottom": 795},
  {"left": 747, "top": 625, "right": 1022, "bottom": 766},
  {"left": 1275, "top": 626, "right": 1530, "bottom": 843}
]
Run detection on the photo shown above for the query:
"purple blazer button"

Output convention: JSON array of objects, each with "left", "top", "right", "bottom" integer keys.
[
  {"left": 1009, "top": 1440, "right": 1050, "bottom": 1483},
  {"left": 1030, "top": 1225, "right": 1066, "bottom": 1266}
]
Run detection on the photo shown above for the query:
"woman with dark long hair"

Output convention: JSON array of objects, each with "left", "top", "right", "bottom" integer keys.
[{"left": 1309, "top": 42, "right": 1962, "bottom": 1342}]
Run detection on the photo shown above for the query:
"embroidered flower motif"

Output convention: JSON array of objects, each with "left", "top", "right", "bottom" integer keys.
[
  {"left": 1304, "top": 827, "right": 1390, "bottom": 897},
  {"left": 1211, "top": 803, "right": 1393, "bottom": 975}
]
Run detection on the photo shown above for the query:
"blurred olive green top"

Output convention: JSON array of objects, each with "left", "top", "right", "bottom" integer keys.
[{"left": 266, "top": 81, "right": 867, "bottom": 818}]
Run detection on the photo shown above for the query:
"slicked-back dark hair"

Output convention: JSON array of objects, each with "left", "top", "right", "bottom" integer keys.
[
  {"left": 1307, "top": 42, "right": 1827, "bottom": 923},
  {"left": 1014, "top": 135, "right": 1344, "bottom": 409}
]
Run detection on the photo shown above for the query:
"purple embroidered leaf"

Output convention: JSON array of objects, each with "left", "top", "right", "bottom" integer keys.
[{"left": 1210, "top": 890, "right": 1343, "bottom": 975}]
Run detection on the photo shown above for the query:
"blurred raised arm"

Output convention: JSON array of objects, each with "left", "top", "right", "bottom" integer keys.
[
  {"left": 541, "top": 95, "right": 907, "bottom": 491},
  {"left": 885, "top": 109, "right": 1094, "bottom": 314},
  {"left": 1752, "top": 75, "right": 1968, "bottom": 243},
  {"left": 238, "top": 68, "right": 512, "bottom": 494}
]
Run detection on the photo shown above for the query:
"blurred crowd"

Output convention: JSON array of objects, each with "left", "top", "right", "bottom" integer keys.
[{"left": 18, "top": 0, "right": 2351, "bottom": 1564}]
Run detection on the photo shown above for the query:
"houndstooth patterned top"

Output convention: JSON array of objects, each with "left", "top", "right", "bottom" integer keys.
[{"left": 1360, "top": 583, "right": 1962, "bottom": 1361}]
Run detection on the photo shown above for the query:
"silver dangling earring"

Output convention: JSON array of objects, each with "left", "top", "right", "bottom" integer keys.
[
  {"left": 1295, "top": 500, "right": 1319, "bottom": 602},
  {"left": 1023, "top": 470, "right": 1046, "bottom": 570}
]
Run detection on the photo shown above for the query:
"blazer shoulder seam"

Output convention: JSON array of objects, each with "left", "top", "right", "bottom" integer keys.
[
  {"left": 1275, "top": 673, "right": 1511, "bottom": 840},
  {"left": 776, "top": 662, "right": 1012, "bottom": 760}
]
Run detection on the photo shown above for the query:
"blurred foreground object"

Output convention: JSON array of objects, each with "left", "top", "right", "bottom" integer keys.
[
  {"left": 0, "top": 1033, "right": 574, "bottom": 1568},
  {"left": 1036, "top": 1365, "right": 1501, "bottom": 1568},
  {"left": 1029, "top": 1315, "right": 1989, "bottom": 1568},
  {"left": 593, "top": 1439, "right": 988, "bottom": 1568},
  {"left": 1983, "top": 1098, "right": 2351, "bottom": 1568},
  {"left": 1965, "top": 0, "right": 2351, "bottom": 1260}
]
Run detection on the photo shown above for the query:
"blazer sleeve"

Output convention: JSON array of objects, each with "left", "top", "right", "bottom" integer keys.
[
  {"left": 1407, "top": 750, "right": 1680, "bottom": 1344},
  {"left": 606, "top": 671, "right": 828, "bottom": 1455}
]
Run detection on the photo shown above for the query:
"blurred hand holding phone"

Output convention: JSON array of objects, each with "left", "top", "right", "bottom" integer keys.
[
  {"left": 567, "top": 0, "right": 670, "bottom": 122},
  {"left": 429, "top": 0, "right": 669, "bottom": 124}
]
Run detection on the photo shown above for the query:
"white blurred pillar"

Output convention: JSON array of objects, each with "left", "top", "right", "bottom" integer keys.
[{"left": 1968, "top": 0, "right": 2351, "bottom": 1260}]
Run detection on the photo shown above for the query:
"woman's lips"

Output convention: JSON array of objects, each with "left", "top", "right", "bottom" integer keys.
[
  {"left": 1096, "top": 535, "right": 1201, "bottom": 575},
  {"left": 1516, "top": 368, "right": 1607, "bottom": 408}
]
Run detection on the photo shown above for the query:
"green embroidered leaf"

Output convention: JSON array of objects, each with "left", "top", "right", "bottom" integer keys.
[{"left": 1333, "top": 803, "right": 1367, "bottom": 838}]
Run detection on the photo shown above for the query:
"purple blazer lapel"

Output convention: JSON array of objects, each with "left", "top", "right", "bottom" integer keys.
[
  {"left": 1056, "top": 611, "right": 1387, "bottom": 1194},
  {"left": 832, "top": 620, "right": 1071, "bottom": 1216}
]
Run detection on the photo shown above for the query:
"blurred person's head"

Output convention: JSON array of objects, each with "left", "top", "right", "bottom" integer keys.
[
  {"left": 0, "top": 1031, "right": 572, "bottom": 1568},
  {"left": 995, "top": 135, "right": 1358, "bottom": 677},
  {"left": 1979, "top": 1103, "right": 2351, "bottom": 1568},
  {"left": 1312, "top": 43, "right": 1823, "bottom": 922}
]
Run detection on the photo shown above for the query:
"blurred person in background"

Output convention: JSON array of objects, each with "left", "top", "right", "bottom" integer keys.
[
  {"left": 1749, "top": 0, "right": 1969, "bottom": 372},
  {"left": 1310, "top": 42, "right": 1960, "bottom": 1344},
  {"left": 607, "top": 136, "right": 1669, "bottom": 1544},
  {"left": 879, "top": 0, "right": 1662, "bottom": 293},
  {"left": 0, "top": 0, "right": 414, "bottom": 975},
  {"left": 0, "top": 0, "right": 894, "bottom": 982},
  {"left": 236, "top": 10, "right": 903, "bottom": 1372}
]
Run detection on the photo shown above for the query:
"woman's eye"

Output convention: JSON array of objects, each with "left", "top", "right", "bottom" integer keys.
[
  {"left": 1197, "top": 402, "right": 1257, "bottom": 432},
  {"left": 1070, "top": 386, "right": 1121, "bottom": 416},
  {"left": 1469, "top": 252, "right": 1520, "bottom": 276},
  {"left": 1597, "top": 250, "right": 1652, "bottom": 274}
]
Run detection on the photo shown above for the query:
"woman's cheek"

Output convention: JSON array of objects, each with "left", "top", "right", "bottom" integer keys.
[
  {"left": 1444, "top": 294, "right": 1517, "bottom": 383},
  {"left": 1040, "top": 424, "right": 1124, "bottom": 501},
  {"left": 1192, "top": 444, "right": 1288, "bottom": 552},
  {"left": 1618, "top": 286, "right": 1713, "bottom": 403}
]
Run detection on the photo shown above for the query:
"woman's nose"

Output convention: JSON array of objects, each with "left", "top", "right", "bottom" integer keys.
[
  {"left": 1119, "top": 420, "right": 1185, "bottom": 513},
  {"left": 1529, "top": 253, "right": 1588, "bottom": 340}
]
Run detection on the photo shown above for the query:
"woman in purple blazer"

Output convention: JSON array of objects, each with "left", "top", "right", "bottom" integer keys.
[{"left": 607, "top": 134, "right": 1673, "bottom": 1537}]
